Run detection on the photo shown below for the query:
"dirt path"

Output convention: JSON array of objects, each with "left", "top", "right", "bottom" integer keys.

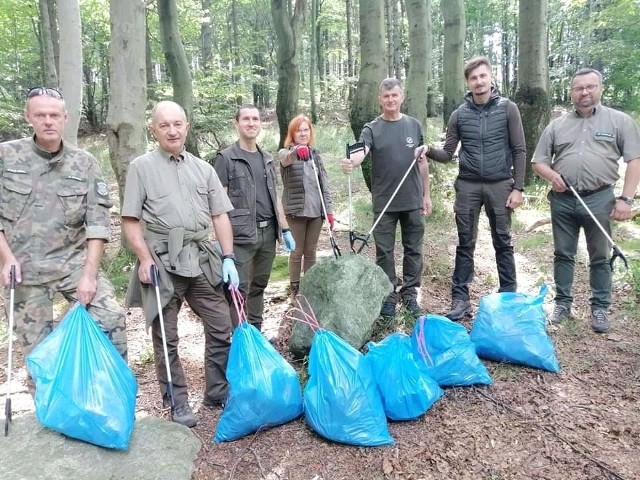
[{"left": 1, "top": 203, "right": 639, "bottom": 480}]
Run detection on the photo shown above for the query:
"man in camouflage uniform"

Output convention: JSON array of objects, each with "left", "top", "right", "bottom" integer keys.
[{"left": 0, "top": 88, "right": 127, "bottom": 386}]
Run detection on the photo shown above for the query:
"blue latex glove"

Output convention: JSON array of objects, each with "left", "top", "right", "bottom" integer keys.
[
  {"left": 222, "top": 258, "right": 239, "bottom": 288},
  {"left": 282, "top": 230, "right": 296, "bottom": 253}
]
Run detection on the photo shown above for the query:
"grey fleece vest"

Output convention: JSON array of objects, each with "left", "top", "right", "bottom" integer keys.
[{"left": 457, "top": 93, "right": 513, "bottom": 182}]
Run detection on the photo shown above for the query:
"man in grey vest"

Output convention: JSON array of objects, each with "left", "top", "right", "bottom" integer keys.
[{"left": 426, "top": 56, "right": 526, "bottom": 320}]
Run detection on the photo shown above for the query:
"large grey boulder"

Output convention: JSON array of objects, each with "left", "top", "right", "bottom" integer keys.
[
  {"left": 289, "top": 254, "right": 393, "bottom": 357},
  {"left": 0, "top": 413, "right": 201, "bottom": 480}
]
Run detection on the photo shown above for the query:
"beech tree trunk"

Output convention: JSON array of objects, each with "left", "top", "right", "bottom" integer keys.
[
  {"left": 441, "top": 0, "right": 465, "bottom": 128},
  {"left": 271, "top": 0, "right": 306, "bottom": 148},
  {"left": 106, "top": 0, "right": 147, "bottom": 210},
  {"left": 405, "top": 0, "right": 430, "bottom": 126},
  {"left": 38, "top": 0, "right": 57, "bottom": 86},
  {"left": 515, "top": 0, "right": 549, "bottom": 183},
  {"left": 350, "top": 0, "right": 386, "bottom": 191},
  {"left": 57, "top": 0, "right": 82, "bottom": 144},
  {"left": 158, "top": 0, "right": 198, "bottom": 156}
]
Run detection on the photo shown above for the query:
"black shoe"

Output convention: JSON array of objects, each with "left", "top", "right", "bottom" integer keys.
[
  {"left": 402, "top": 297, "right": 422, "bottom": 317},
  {"left": 446, "top": 298, "right": 472, "bottom": 321},
  {"left": 172, "top": 402, "right": 198, "bottom": 427},
  {"left": 380, "top": 301, "right": 397, "bottom": 319},
  {"left": 203, "top": 396, "right": 226, "bottom": 409},
  {"left": 550, "top": 304, "right": 571, "bottom": 325}
]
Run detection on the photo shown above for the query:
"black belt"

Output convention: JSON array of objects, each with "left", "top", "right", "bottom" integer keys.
[
  {"left": 256, "top": 218, "right": 274, "bottom": 228},
  {"left": 565, "top": 184, "right": 612, "bottom": 197}
]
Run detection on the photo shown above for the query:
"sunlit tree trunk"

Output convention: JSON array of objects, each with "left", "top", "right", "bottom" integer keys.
[
  {"left": 441, "top": 0, "right": 465, "bottom": 128},
  {"left": 405, "top": 0, "right": 430, "bottom": 126},
  {"left": 345, "top": 0, "right": 355, "bottom": 102},
  {"left": 201, "top": 0, "right": 213, "bottom": 73},
  {"left": 57, "top": 0, "right": 82, "bottom": 144},
  {"left": 106, "top": 0, "right": 147, "bottom": 211},
  {"left": 350, "top": 0, "right": 385, "bottom": 191},
  {"left": 48, "top": 0, "right": 59, "bottom": 75},
  {"left": 515, "top": 0, "right": 549, "bottom": 183},
  {"left": 271, "top": 0, "right": 306, "bottom": 148},
  {"left": 310, "top": 0, "right": 318, "bottom": 123},
  {"left": 158, "top": 0, "right": 198, "bottom": 156}
]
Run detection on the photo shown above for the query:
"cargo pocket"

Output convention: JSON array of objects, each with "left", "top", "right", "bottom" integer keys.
[
  {"left": 57, "top": 184, "right": 89, "bottom": 226},
  {"left": 1, "top": 174, "right": 32, "bottom": 222}
]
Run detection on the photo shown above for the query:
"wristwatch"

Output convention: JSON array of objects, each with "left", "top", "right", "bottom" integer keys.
[
  {"left": 617, "top": 195, "right": 634, "bottom": 205},
  {"left": 222, "top": 253, "right": 236, "bottom": 261}
]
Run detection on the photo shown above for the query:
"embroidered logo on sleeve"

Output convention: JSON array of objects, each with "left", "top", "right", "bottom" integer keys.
[{"left": 96, "top": 180, "right": 109, "bottom": 196}]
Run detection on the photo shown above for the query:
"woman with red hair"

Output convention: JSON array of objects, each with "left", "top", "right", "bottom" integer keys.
[{"left": 279, "top": 114, "right": 334, "bottom": 297}]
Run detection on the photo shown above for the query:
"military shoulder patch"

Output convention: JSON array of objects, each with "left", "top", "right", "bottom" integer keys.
[{"left": 95, "top": 180, "right": 109, "bottom": 196}]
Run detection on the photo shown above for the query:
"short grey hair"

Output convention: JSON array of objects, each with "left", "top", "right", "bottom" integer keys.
[
  {"left": 571, "top": 68, "right": 603, "bottom": 86},
  {"left": 151, "top": 100, "right": 187, "bottom": 124},
  {"left": 379, "top": 78, "right": 402, "bottom": 94}
]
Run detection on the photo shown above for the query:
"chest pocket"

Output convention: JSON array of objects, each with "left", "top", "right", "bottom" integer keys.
[
  {"left": 1, "top": 173, "right": 32, "bottom": 222},
  {"left": 57, "top": 182, "right": 89, "bottom": 226},
  {"left": 228, "top": 167, "right": 250, "bottom": 208}
]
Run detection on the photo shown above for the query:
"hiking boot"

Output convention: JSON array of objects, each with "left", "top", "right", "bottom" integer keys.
[
  {"left": 289, "top": 282, "right": 299, "bottom": 297},
  {"left": 172, "top": 402, "right": 198, "bottom": 427},
  {"left": 402, "top": 297, "right": 422, "bottom": 317},
  {"left": 550, "top": 304, "right": 570, "bottom": 325},
  {"left": 380, "top": 301, "right": 397, "bottom": 319},
  {"left": 203, "top": 396, "right": 226, "bottom": 409},
  {"left": 446, "top": 298, "right": 472, "bottom": 321},
  {"left": 591, "top": 309, "right": 610, "bottom": 333}
]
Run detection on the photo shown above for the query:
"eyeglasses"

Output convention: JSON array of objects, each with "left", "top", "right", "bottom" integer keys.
[
  {"left": 26, "top": 87, "right": 63, "bottom": 99},
  {"left": 570, "top": 84, "right": 599, "bottom": 94}
]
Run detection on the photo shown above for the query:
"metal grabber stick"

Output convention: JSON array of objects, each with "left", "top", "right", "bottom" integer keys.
[
  {"left": 150, "top": 264, "right": 176, "bottom": 417},
  {"left": 4, "top": 265, "right": 16, "bottom": 436},
  {"left": 561, "top": 174, "right": 628, "bottom": 271},
  {"left": 345, "top": 142, "right": 367, "bottom": 252},
  {"left": 354, "top": 149, "right": 423, "bottom": 254},
  {"left": 309, "top": 152, "right": 341, "bottom": 258}
]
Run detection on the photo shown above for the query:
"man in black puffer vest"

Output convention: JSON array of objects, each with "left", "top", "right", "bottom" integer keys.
[{"left": 426, "top": 56, "right": 526, "bottom": 321}]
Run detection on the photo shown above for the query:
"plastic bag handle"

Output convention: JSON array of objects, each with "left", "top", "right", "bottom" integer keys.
[{"left": 229, "top": 286, "right": 248, "bottom": 324}]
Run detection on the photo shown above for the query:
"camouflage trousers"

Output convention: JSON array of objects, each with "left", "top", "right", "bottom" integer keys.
[{"left": 3, "top": 269, "right": 128, "bottom": 392}]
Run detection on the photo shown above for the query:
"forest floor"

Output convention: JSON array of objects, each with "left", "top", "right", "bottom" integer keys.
[{"left": 1, "top": 141, "right": 640, "bottom": 480}]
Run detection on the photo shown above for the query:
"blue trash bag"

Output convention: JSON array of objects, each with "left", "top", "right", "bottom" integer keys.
[
  {"left": 214, "top": 322, "right": 304, "bottom": 442},
  {"left": 411, "top": 314, "right": 493, "bottom": 387},
  {"left": 366, "top": 332, "right": 444, "bottom": 421},
  {"left": 25, "top": 303, "right": 137, "bottom": 450},
  {"left": 304, "top": 329, "right": 394, "bottom": 446},
  {"left": 470, "top": 285, "right": 560, "bottom": 373}
]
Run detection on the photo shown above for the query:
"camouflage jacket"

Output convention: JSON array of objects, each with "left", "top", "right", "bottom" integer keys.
[{"left": 0, "top": 137, "right": 112, "bottom": 284}]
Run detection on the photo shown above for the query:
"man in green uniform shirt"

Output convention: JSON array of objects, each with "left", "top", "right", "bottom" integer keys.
[{"left": 532, "top": 68, "right": 640, "bottom": 333}]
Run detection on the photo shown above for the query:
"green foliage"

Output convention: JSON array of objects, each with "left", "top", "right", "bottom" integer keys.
[
  {"left": 138, "top": 343, "right": 155, "bottom": 366},
  {"left": 102, "top": 248, "right": 136, "bottom": 299},
  {"left": 270, "top": 254, "right": 290, "bottom": 282}
]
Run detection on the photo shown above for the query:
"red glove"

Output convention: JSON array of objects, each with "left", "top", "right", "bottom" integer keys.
[
  {"left": 295, "top": 145, "right": 310, "bottom": 161},
  {"left": 327, "top": 213, "right": 335, "bottom": 230}
]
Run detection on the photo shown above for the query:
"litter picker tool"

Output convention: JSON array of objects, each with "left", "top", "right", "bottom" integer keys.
[
  {"left": 309, "top": 152, "right": 341, "bottom": 258},
  {"left": 150, "top": 264, "right": 176, "bottom": 417},
  {"left": 345, "top": 142, "right": 368, "bottom": 252},
  {"left": 351, "top": 147, "right": 423, "bottom": 254},
  {"left": 561, "top": 175, "right": 628, "bottom": 270},
  {"left": 4, "top": 265, "right": 15, "bottom": 437}
]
